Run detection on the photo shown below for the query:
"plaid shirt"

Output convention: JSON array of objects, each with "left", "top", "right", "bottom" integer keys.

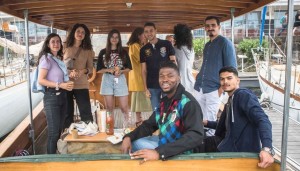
[
  {"left": 125, "top": 84, "right": 204, "bottom": 159},
  {"left": 155, "top": 94, "right": 192, "bottom": 154}
]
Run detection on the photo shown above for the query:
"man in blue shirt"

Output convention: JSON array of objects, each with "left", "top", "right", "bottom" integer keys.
[
  {"left": 194, "top": 16, "right": 237, "bottom": 136},
  {"left": 140, "top": 22, "right": 177, "bottom": 111}
]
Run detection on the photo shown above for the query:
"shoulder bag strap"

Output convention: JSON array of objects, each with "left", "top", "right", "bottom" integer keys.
[{"left": 73, "top": 47, "right": 82, "bottom": 60}]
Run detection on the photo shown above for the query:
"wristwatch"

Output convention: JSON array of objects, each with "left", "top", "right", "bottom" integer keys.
[{"left": 261, "top": 147, "right": 275, "bottom": 156}]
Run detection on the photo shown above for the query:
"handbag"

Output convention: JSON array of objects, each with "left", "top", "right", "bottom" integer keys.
[
  {"left": 31, "top": 66, "right": 45, "bottom": 93},
  {"left": 96, "top": 102, "right": 106, "bottom": 132},
  {"left": 64, "top": 48, "right": 82, "bottom": 69}
]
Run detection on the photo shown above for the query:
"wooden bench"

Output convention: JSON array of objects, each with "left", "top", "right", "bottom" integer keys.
[{"left": 64, "top": 132, "right": 122, "bottom": 154}]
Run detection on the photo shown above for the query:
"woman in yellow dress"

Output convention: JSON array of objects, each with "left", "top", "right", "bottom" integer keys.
[{"left": 127, "top": 27, "right": 152, "bottom": 126}]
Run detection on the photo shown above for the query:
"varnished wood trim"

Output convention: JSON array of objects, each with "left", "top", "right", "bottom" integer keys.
[
  {"left": 0, "top": 158, "right": 280, "bottom": 171},
  {"left": 260, "top": 75, "right": 300, "bottom": 102}
]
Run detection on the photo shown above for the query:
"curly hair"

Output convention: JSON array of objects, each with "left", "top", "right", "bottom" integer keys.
[
  {"left": 37, "top": 33, "right": 63, "bottom": 65},
  {"left": 173, "top": 24, "right": 193, "bottom": 50},
  {"left": 65, "top": 23, "right": 93, "bottom": 50}
]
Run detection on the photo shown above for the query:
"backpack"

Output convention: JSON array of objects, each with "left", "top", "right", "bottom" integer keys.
[
  {"left": 280, "top": 16, "right": 286, "bottom": 24},
  {"left": 31, "top": 66, "right": 45, "bottom": 93}
]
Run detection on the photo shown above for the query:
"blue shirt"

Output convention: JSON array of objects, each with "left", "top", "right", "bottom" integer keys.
[{"left": 194, "top": 35, "right": 237, "bottom": 93}]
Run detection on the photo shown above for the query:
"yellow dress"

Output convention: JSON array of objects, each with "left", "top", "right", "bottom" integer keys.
[
  {"left": 128, "top": 43, "right": 144, "bottom": 91},
  {"left": 128, "top": 43, "right": 152, "bottom": 112}
]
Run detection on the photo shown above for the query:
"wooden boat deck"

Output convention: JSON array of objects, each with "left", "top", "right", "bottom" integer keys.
[
  {"left": 2, "top": 97, "right": 300, "bottom": 169},
  {"left": 265, "top": 107, "right": 300, "bottom": 166}
]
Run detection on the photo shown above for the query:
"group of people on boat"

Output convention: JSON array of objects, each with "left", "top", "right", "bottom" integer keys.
[{"left": 35, "top": 15, "right": 275, "bottom": 169}]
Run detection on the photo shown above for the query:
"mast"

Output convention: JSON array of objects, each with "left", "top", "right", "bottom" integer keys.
[
  {"left": 280, "top": 0, "right": 294, "bottom": 170},
  {"left": 24, "top": 9, "right": 35, "bottom": 155}
]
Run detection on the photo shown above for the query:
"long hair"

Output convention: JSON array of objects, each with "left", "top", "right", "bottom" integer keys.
[
  {"left": 173, "top": 24, "right": 193, "bottom": 50},
  {"left": 65, "top": 23, "right": 93, "bottom": 50},
  {"left": 37, "top": 33, "right": 63, "bottom": 65},
  {"left": 127, "top": 27, "right": 144, "bottom": 46},
  {"left": 105, "top": 29, "right": 125, "bottom": 64}
]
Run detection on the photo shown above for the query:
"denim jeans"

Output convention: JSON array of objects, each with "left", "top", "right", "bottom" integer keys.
[
  {"left": 64, "top": 89, "right": 93, "bottom": 129},
  {"left": 132, "top": 136, "right": 159, "bottom": 152},
  {"left": 148, "top": 88, "right": 162, "bottom": 111},
  {"left": 43, "top": 90, "right": 67, "bottom": 154}
]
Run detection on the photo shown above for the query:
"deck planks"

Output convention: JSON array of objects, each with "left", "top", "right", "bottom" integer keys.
[{"left": 265, "top": 108, "right": 300, "bottom": 164}]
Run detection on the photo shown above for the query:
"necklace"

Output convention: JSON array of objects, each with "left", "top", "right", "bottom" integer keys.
[{"left": 160, "top": 98, "right": 178, "bottom": 124}]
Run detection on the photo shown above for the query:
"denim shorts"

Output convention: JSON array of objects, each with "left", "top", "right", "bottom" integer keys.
[{"left": 100, "top": 73, "right": 128, "bottom": 96}]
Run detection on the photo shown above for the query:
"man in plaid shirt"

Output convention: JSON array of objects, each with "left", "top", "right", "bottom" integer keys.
[{"left": 121, "top": 61, "right": 204, "bottom": 161}]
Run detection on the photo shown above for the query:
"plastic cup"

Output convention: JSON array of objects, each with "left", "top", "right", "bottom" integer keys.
[{"left": 71, "top": 129, "right": 78, "bottom": 139}]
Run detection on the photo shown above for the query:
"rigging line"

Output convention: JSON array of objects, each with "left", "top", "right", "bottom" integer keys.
[
  {"left": 271, "top": 107, "right": 300, "bottom": 126},
  {"left": 273, "top": 146, "right": 300, "bottom": 171},
  {"left": 270, "top": 101, "right": 300, "bottom": 110}
]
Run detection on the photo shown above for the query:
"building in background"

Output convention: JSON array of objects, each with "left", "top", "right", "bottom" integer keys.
[{"left": 193, "top": 0, "right": 300, "bottom": 41}]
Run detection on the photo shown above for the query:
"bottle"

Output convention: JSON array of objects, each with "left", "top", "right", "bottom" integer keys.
[
  {"left": 127, "top": 112, "right": 135, "bottom": 131},
  {"left": 124, "top": 112, "right": 135, "bottom": 134},
  {"left": 106, "top": 111, "right": 114, "bottom": 135}
]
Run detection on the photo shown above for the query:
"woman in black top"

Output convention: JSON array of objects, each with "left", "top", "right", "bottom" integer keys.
[{"left": 96, "top": 29, "right": 132, "bottom": 128}]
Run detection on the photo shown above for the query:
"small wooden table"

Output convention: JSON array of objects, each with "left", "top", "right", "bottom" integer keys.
[{"left": 64, "top": 132, "right": 122, "bottom": 154}]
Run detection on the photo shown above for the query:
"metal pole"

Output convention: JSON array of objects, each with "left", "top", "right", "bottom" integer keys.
[
  {"left": 34, "top": 24, "right": 37, "bottom": 42},
  {"left": 230, "top": 8, "right": 235, "bottom": 44},
  {"left": 204, "top": 29, "right": 207, "bottom": 43},
  {"left": 245, "top": 13, "right": 248, "bottom": 38},
  {"left": 220, "top": 23, "right": 227, "bottom": 37},
  {"left": 4, "top": 45, "right": 7, "bottom": 66},
  {"left": 50, "top": 23, "right": 53, "bottom": 33},
  {"left": 268, "top": 7, "right": 271, "bottom": 37},
  {"left": 281, "top": 0, "right": 294, "bottom": 170},
  {"left": 24, "top": 9, "right": 35, "bottom": 155}
]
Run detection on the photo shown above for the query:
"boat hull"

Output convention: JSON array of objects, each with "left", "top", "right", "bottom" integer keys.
[
  {"left": 0, "top": 101, "right": 46, "bottom": 157},
  {"left": 0, "top": 82, "right": 43, "bottom": 138},
  {"left": 257, "top": 61, "right": 300, "bottom": 121}
]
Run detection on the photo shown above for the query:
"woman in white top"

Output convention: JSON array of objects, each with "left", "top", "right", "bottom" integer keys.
[{"left": 173, "top": 24, "right": 195, "bottom": 94}]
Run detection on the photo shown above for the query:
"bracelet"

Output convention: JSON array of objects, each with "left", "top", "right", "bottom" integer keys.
[{"left": 55, "top": 82, "right": 59, "bottom": 90}]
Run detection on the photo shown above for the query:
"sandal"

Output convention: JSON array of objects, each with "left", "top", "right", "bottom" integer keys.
[{"left": 135, "top": 120, "right": 143, "bottom": 127}]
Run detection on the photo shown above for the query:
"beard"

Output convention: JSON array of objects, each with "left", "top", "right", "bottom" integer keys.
[{"left": 208, "top": 30, "right": 214, "bottom": 37}]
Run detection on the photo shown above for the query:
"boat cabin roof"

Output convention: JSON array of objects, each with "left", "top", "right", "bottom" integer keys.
[{"left": 0, "top": 0, "right": 275, "bottom": 33}]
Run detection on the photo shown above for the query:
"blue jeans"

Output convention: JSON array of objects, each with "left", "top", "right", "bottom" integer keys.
[
  {"left": 148, "top": 88, "right": 162, "bottom": 111},
  {"left": 43, "top": 90, "right": 67, "bottom": 154},
  {"left": 132, "top": 136, "right": 159, "bottom": 152}
]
